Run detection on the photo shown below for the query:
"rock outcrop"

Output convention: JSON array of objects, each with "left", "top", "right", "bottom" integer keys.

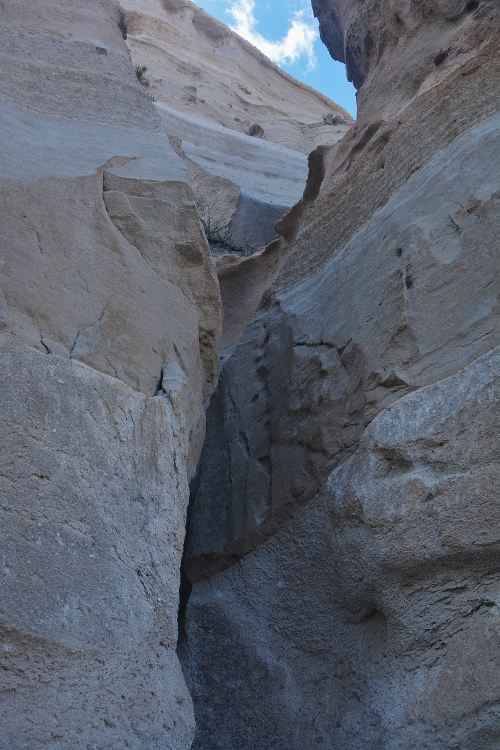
[
  {"left": 0, "top": 1, "right": 221, "bottom": 747},
  {"left": 119, "top": 0, "right": 352, "bottom": 256},
  {"left": 182, "top": 1, "right": 500, "bottom": 748}
]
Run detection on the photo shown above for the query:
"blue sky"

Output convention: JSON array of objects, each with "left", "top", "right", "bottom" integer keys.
[{"left": 197, "top": 0, "right": 357, "bottom": 117}]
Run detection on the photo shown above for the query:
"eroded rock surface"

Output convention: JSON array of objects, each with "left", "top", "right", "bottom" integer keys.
[
  {"left": 120, "top": 0, "right": 353, "bottom": 255},
  {"left": 182, "top": 1, "right": 500, "bottom": 747},
  {"left": 0, "top": 1, "right": 221, "bottom": 747},
  {"left": 184, "top": 348, "right": 500, "bottom": 749}
]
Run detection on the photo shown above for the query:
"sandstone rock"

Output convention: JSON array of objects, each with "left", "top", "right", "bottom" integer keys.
[
  {"left": 155, "top": 102, "right": 309, "bottom": 254},
  {"left": 1, "top": 339, "right": 194, "bottom": 750},
  {"left": 0, "top": 1, "right": 222, "bottom": 747},
  {"left": 183, "top": 347, "right": 500, "bottom": 750},
  {"left": 186, "top": 111, "right": 500, "bottom": 578},
  {"left": 0, "top": 0, "right": 221, "bottom": 469},
  {"left": 119, "top": 0, "right": 353, "bottom": 253},
  {"left": 312, "top": 0, "right": 498, "bottom": 123},
  {"left": 182, "top": 1, "right": 500, "bottom": 746},
  {"left": 121, "top": 0, "right": 351, "bottom": 151},
  {"left": 212, "top": 146, "right": 330, "bottom": 356}
]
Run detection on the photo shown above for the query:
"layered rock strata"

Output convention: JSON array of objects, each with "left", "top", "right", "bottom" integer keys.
[
  {"left": 119, "top": 0, "right": 353, "bottom": 254},
  {"left": 0, "top": 1, "right": 221, "bottom": 748},
  {"left": 182, "top": 1, "right": 500, "bottom": 748}
]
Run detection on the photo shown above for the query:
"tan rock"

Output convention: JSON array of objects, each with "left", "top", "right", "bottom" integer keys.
[
  {"left": 0, "top": 0, "right": 221, "bottom": 470},
  {"left": 121, "top": 0, "right": 351, "bottom": 151},
  {"left": 120, "top": 0, "right": 354, "bottom": 253},
  {"left": 0, "top": 1, "right": 222, "bottom": 747},
  {"left": 312, "top": 0, "right": 497, "bottom": 123}
]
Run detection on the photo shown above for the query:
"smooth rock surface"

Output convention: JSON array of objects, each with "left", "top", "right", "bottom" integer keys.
[
  {"left": 121, "top": 0, "right": 351, "bottom": 151},
  {"left": 0, "top": 1, "right": 221, "bottom": 747},
  {"left": 120, "top": 0, "right": 353, "bottom": 253}
]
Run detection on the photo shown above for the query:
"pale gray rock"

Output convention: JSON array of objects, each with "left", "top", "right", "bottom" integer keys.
[
  {"left": 181, "top": 1, "right": 500, "bottom": 746},
  {"left": 183, "top": 347, "right": 500, "bottom": 750},
  {"left": 0, "top": 0, "right": 222, "bottom": 747},
  {"left": 186, "top": 112, "right": 500, "bottom": 578},
  {"left": 1, "top": 339, "right": 195, "bottom": 750},
  {"left": 155, "top": 103, "right": 307, "bottom": 253}
]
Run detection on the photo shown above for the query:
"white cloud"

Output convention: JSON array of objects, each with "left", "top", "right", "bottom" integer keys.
[{"left": 225, "top": 0, "right": 318, "bottom": 70}]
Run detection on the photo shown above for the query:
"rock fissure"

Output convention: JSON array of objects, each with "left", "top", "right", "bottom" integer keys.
[
  {"left": 1, "top": 0, "right": 499, "bottom": 748},
  {"left": 178, "top": 2, "right": 500, "bottom": 748}
]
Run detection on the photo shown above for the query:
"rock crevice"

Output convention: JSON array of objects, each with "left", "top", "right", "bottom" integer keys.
[{"left": 180, "top": 2, "right": 500, "bottom": 748}]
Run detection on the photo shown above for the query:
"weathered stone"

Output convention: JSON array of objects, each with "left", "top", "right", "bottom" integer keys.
[
  {"left": 121, "top": 0, "right": 351, "bottom": 151},
  {"left": 0, "top": 1, "right": 222, "bottom": 747},
  {"left": 186, "top": 112, "right": 500, "bottom": 579},
  {"left": 248, "top": 124, "right": 265, "bottom": 138},
  {"left": 0, "top": 339, "right": 194, "bottom": 750},
  {"left": 182, "top": 1, "right": 500, "bottom": 747},
  {"left": 183, "top": 348, "right": 500, "bottom": 750},
  {"left": 119, "top": 0, "right": 353, "bottom": 254}
]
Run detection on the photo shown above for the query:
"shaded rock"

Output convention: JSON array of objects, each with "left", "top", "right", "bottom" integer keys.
[
  {"left": 182, "top": 1, "right": 500, "bottom": 747},
  {"left": 186, "top": 112, "right": 500, "bottom": 579},
  {"left": 248, "top": 123, "right": 265, "bottom": 138},
  {"left": 183, "top": 348, "right": 500, "bottom": 750},
  {"left": 312, "top": 0, "right": 499, "bottom": 122}
]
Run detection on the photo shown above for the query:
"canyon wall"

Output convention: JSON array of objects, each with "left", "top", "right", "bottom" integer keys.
[
  {"left": 0, "top": 1, "right": 221, "bottom": 748},
  {"left": 182, "top": 1, "right": 500, "bottom": 748},
  {"left": 119, "top": 0, "right": 352, "bottom": 255},
  {"left": 1, "top": 0, "right": 499, "bottom": 748}
]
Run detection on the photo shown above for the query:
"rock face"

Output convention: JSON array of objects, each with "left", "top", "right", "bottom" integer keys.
[
  {"left": 119, "top": 0, "right": 353, "bottom": 255},
  {"left": 2, "top": 0, "right": 499, "bottom": 747},
  {"left": 182, "top": 1, "right": 500, "bottom": 748},
  {"left": 184, "top": 350, "right": 499, "bottom": 749},
  {"left": 0, "top": 1, "right": 221, "bottom": 748}
]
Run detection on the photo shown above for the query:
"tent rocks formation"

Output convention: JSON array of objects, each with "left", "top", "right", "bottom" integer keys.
[
  {"left": 120, "top": 0, "right": 352, "bottom": 255},
  {"left": 0, "top": 1, "right": 499, "bottom": 749}
]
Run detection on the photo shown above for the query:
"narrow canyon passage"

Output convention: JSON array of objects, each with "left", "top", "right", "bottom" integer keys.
[
  {"left": 175, "top": 2, "right": 500, "bottom": 748},
  {"left": 0, "top": 1, "right": 498, "bottom": 749}
]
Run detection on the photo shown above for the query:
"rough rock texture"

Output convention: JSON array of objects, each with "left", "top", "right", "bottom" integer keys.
[
  {"left": 121, "top": 0, "right": 350, "bottom": 150},
  {"left": 120, "top": 0, "right": 353, "bottom": 254},
  {"left": 0, "top": 1, "right": 221, "bottom": 747},
  {"left": 1, "top": 340, "right": 194, "bottom": 750},
  {"left": 311, "top": 0, "right": 495, "bottom": 121},
  {"left": 183, "top": 348, "right": 500, "bottom": 749},
  {"left": 186, "top": 112, "right": 500, "bottom": 573},
  {"left": 182, "top": 1, "right": 500, "bottom": 748}
]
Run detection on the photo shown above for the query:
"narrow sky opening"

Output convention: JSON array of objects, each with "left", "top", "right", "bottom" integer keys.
[{"left": 198, "top": 0, "right": 357, "bottom": 117}]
